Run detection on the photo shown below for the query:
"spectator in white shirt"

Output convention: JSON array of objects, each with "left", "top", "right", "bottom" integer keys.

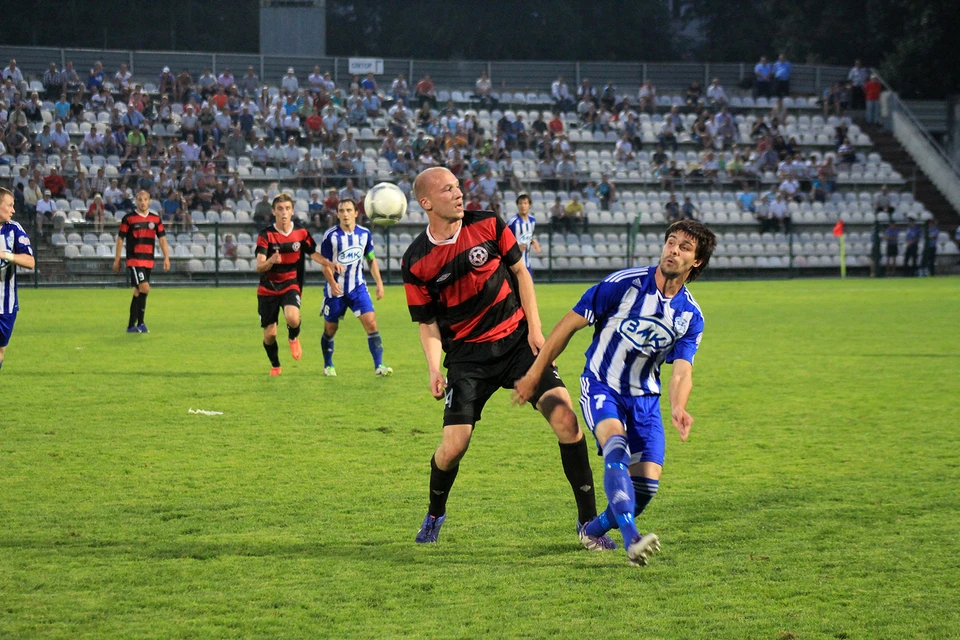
[
  {"left": 115, "top": 63, "right": 133, "bottom": 99},
  {"left": 179, "top": 134, "right": 201, "bottom": 163},
  {"left": 281, "top": 68, "right": 299, "bottom": 96},
  {"left": 308, "top": 66, "right": 325, "bottom": 95},
  {"left": 706, "top": 78, "right": 726, "bottom": 108},
  {"left": 638, "top": 81, "right": 656, "bottom": 112},
  {"left": 551, "top": 76, "right": 573, "bottom": 112}
]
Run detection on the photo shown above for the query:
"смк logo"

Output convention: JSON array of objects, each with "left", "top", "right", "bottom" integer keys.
[
  {"left": 616, "top": 317, "right": 676, "bottom": 355},
  {"left": 338, "top": 246, "right": 363, "bottom": 265},
  {"left": 517, "top": 232, "right": 533, "bottom": 245}
]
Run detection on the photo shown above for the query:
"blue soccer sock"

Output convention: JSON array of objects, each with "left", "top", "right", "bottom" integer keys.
[
  {"left": 601, "top": 435, "right": 639, "bottom": 545},
  {"left": 632, "top": 476, "right": 659, "bottom": 517},
  {"left": 584, "top": 506, "right": 617, "bottom": 536},
  {"left": 367, "top": 331, "right": 383, "bottom": 368},
  {"left": 321, "top": 332, "right": 335, "bottom": 367}
]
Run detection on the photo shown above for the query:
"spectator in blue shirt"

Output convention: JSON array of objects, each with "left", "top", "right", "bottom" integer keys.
[
  {"left": 86, "top": 62, "right": 104, "bottom": 92},
  {"left": 360, "top": 72, "right": 378, "bottom": 93},
  {"left": 774, "top": 54, "right": 792, "bottom": 98},
  {"left": 754, "top": 56, "right": 772, "bottom": 98},
  {"left": 54, "top": 94, "right": 71, "bottom": 121}
]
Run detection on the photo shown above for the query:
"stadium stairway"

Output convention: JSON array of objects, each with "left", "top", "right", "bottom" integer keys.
[
  {"left": 34, "top": 242, "right": 71, "bottom": 283},
  {"left": 866, "top": 125, "right": 959, "bottom": 228}
]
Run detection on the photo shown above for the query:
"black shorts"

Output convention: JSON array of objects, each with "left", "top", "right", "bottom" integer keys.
[
  {"left": 258, "top": 289, "right": 301, "bottom": 328},
  {"left": 128, "top": 266, "right": 151, "bottom": 287},
  {"left": 443, "top": 333, "right": 566, "bottom": 427},
  {"left": 886, "top": 243, "right": 898, "bottom": 258}
]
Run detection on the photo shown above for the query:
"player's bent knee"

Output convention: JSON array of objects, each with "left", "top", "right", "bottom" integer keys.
[
  {"left": 538, "top": 390, "right": 582, "bottom": 442},
  {"left": 263, "top": 325, "right": 278, "bottom": 341},
  {"left": 437, "top": 424, "right": 473, "bottom": 465}
]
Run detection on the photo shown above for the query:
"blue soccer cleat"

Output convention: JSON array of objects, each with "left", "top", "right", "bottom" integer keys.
[
  {"left": 627, "top": 532, "right": 661, "bottom": 566},
  {"left": 137, "top": 323, "right": 149, "bottom": 334},
  {"left": 415, "top": 512, "right": 446, "bottom": 544},
  {"left": 126, "top": 326, "right": 140, "bottom": 333},
  {"left": 577, "top": 518, "right": 618, "bottom": 551}
]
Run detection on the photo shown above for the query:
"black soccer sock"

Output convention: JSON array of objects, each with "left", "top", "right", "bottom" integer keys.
[
  {"left": 559, "top": 436, "right": 598, "bottom": 524},
  {"left": 287, "top": 324, "right": 301, "bottom": 341},
  {"left": 128, "top": 294, "right": 139, "bottom": 328},
  {"left": 137, "top": 293, "right": 148, "bottom": 324},
  {"left": 263, "top": 340, "right": 281, "bottom": 367},
  {"left": 428, "top": 454, "right": 460, "bottom": 518}
]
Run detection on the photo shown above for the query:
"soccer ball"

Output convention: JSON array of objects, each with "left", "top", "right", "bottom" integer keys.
[{"left": 365, "top": 182, "right": 407, "bottom": 227}]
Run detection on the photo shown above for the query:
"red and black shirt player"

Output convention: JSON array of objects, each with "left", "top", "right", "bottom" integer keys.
[
  {"left": 403, "top": 168, "right": 600, "bottom": 545},
  {"left": 113, "top": 191, "right": 170, "bottom": 333},
  {"left": 403, "top": 207, "right": 570, "bottom": 426},
  {"left": 254, "top": 193, "right": 326, "bottom": 375}
]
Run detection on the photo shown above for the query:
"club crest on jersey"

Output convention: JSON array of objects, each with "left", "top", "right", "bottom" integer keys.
[
  {"left": 468, "top": 246, "right": 489, "bottom": 268},
  {"left": 292, "top": 241, "right": 301, "bottom": 251},
  {"left": 148, "top": 222, "right": 155, "bottom": 229},
  {"left": 616, "top": 317, "right": 676, "bottom": 355},
  {"left": 674, "top": 316, "right": 689, "bottom": 334},
  {"left": 337, "top": 246, "right": 363, "bottom": 265}
]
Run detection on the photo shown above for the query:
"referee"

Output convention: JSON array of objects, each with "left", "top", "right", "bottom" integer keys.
[{"left": 402, "top": 167, "right": 611, "bottom": 548}]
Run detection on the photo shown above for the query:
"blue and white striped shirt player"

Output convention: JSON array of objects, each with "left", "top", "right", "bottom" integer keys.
[
  {"left": 572, "top": 266, "right": 704, "bottom": 397},
  {"left": 0, "top": 220, "right": 34, "bottom": 315},
  {"left": 320, "top": 224, "right": 375, "bottom": 297},
  {"left": 507, "top": 214, "right": 536, "bottom": 269}
]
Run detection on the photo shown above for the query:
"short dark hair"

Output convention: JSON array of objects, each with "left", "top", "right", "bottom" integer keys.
[
  {"left": 516, "top": 193, "right": 531, "bottom": 205},
  {"left": 272, "top": 193, "right": 294, "bottom": 209},
  {"left": 664, "top": 219, "right": 716, "bottom": 282},
  {"left": 337, "top": 197, "right": 357, "bottom": 210}
]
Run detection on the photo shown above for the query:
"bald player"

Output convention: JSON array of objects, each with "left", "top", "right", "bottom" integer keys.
[{"left": 401, "top": 167, "right": 611, "bottom": 548}]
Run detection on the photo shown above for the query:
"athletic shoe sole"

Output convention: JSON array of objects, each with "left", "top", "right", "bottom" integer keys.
[{"left": 627, "top": 533, "right": 661, "bottom": 566}]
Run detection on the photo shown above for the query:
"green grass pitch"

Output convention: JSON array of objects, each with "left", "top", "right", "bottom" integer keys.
[{"left": 2, "top": 277, "right": 959, "bottom": 639}]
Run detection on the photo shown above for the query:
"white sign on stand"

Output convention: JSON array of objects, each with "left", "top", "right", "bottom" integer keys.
[{"left": 348, "top": 58, "right": 384, "bottom": 75}]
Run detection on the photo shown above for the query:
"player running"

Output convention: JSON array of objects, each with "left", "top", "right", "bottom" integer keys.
[
  {"left": 255, "top": 193, "right": 327, "bottom": 376},
  {"left": 113, "top": 190, "right": 170, "bottom": 333},
  {"left": 0, "top": 187, "right": 36, "bottom": 372},
  {"left": 513, "top": 219, "right": 715, "bottom": 566},
  {"left": 403, "top": 167, "right": 609, "bottom": 547},
  {"left": 506, "top": 192, "right": 540, "bottom": 277},
  {"left": 318, "top": 198, "right": 392, "bottom": 377}
]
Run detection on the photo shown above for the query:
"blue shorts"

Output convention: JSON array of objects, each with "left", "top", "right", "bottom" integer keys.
[
  {"left": 578, "top": 376, "right": 666, "bottom": 466},
  {"left": 0, "top": 312, "right": 16, "bottom": 348},
  {"left": 322, "top": 286, "right": 375, "bottom": 322}
]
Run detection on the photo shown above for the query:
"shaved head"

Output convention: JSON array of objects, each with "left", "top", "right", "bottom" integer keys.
[
  {"left": 414, "top": 167, "right": 463, "bottom": 225},
  {"left": 413, "top": 167, "right": 454, "bottom": 202}
]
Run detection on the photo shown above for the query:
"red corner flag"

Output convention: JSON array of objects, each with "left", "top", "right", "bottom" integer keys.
[{"left": 832, "top": 220, "right": 845, "bottom": 237}]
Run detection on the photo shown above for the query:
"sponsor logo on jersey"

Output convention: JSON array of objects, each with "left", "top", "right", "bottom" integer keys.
[
  {"left": 616, "top": 317, "right": 676, "bottom": 355},
  {"left": 468, "top": 246, "right": 489, "bottom": 268},
  {"left": 436, "top": 272, "right": 452, "bottom": 283},
  {"left": 517, "top": 232, "right": 533, "bottom": 245},
  {"left": 337, "top": 245, "right": 363, "bottom": 265}
]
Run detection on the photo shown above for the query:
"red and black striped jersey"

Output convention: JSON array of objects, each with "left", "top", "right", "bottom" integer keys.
[
  {"left": 119, "top": 212, "right": 165, "bottom": 268},
  {"left": 402, "top": 210, "right": 524, "bottom": 360},
  {"left": 255, "top": 221, "right": 318, "bottom": 296}
]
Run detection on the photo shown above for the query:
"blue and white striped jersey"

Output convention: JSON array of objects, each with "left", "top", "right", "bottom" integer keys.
[
  {"left": 320, "top": 225, "right": 375, "bottom": 297},
  {"left": 507, "top": 214, "right": 536, "bottom": 269},
  {"left": 572, "top": 266, "right": 704, "bottom": 397},
  {"left": 0, "top": 221, "right": 33, "bottom": 315}
]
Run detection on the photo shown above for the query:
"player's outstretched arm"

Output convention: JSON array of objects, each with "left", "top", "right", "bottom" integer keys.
[
  {"left": 312, "top": 252, "right": 344, "bottom": 274},
  {"left": 668, "top": 359, "right": 694, "bottom": 442},
  {"left": 508, "top": 260, "right": 544, "bottom": 353},
  {"left": 512, "top": 310, "right": 588, "bottom": 405},
  {"left": 418, "top": 321, "right": 446, "bottom": 400}
]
